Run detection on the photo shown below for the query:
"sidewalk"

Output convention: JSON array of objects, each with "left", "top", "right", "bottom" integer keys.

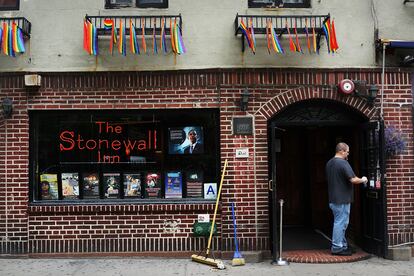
[{"left": 0, "top": 256, "right": 413, "bottom": 276}]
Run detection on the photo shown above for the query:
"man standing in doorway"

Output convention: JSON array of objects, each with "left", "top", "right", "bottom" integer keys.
[{"left": 326, "top": 142, "right": 368, "bottom": 256}]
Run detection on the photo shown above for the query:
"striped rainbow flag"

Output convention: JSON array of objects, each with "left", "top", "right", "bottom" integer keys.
[
  {"left": 12, "top": 22, "right": 25, "bottom": 53},
  {"left": 129, "top": 19, "right": 139, "bottom": 54}
]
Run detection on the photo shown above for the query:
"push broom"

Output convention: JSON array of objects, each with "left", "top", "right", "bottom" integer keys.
[
  {"left": 231, "top": 202, "right": 245, "bottom": 266},
  {"left": 191, "top": 159, "right": 228, "bottom": 270}
]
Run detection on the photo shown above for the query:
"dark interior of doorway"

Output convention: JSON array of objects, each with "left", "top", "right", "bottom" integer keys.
[{"left": 275, "top": 125, "right": 364, "bottom": 251}]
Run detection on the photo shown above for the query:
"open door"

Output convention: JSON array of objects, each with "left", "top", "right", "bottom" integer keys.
[{"left": 359, "top": 120, "right": 387, "bottom": 257}]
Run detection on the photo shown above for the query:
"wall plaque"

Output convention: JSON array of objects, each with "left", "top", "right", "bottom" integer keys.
[{"left": 232, "top": 116, "right": 253, "bottom": 135}]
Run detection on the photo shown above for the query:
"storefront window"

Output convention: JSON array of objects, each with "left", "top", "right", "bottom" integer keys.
[{"left": 29, "top": 109, "right": 219, "bottom": 202}]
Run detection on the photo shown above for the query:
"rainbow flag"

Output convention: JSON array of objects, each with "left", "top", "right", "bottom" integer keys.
[
  {"left": 239, "top": 19, "right": 254, "bottom": 53},
  {"left": 2, "top": 22, "right": 9, "bottom": 55},
  {"left": 104, "top": 19, "right": 117, "bottom": 55},
  {"left": 331, "top": 19, "right": 339, "bottom": 52},
  {"left": 304, "top": 19, "right": 311, "bottom": 53},
  {"left": 248, "top": 18, "right": 256, "bottom": 54},
  {"left": 152, "top": 19, "right": 158, "bottom": 54},
  {"left": 83, "top": 19, "right": 97, "bottom": 55},
  {"left": 129, "top": 19, "right": 139, "bottom": 54},
  {"left": 118, "top": 20, "right": 126, "bottom": 56},
  {"left": 12, "top": 22, "right": 25, "bottom": 53},
  {"left": 0, "top": 27, "right": 2, "bottom": 54},
  {"left": 323, "top": 18, "right": 332, "bottom": 53},
  {"left": 312, "top": 19, "right": 317, "bottom": 53},
  {"left": 266, "top": 21, "right": 284, "bottom": 54},
  {"left": 286, "top": 20, "right": 297, "bottom": 52},
  {"left": 294, "top": 22, "right": 303, "bottom": 53},
  {"left": 171, "top": 19, "right": 186, "bottom": 54},
  {"left": 160, "top": 17, "right": 167, "bottom": 53},
  {"left": 8, "top": 23, "right": 15, "bottom": 57},
  {"left": 141, "top": 18, "right": 147, "bottom": 54}
]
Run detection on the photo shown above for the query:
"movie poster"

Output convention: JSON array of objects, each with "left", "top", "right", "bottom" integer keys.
[
  {"left": 168, "top": 126, "right": 204, "bottom": 154},
  {"left": 145, "top": 172, "right": 162, "bottom": 198},
  {"left": 124, "top": 173, "right": 142, "bottom": 197},
  {"left": 40, "top": 174, "right": 59, "bottom": 200},
  {"left": 165, "top": 172, "right": 182, "bottom": 199},
  {"left": 83, "top": 173, "right": 100, "bottom": 198},
  {"left": 186, "top": 170, "right": 203, "bottom": 198},
  {"left": 61, "top": 172, "right": 79, "bottom": 199},
  {"left": 103, "top": 173, "right": 120, "bottom": 198}
]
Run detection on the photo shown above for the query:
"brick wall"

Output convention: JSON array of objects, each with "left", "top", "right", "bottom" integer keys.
[{"left": 0, "top": 69, "right": 413, "bottom": 254}]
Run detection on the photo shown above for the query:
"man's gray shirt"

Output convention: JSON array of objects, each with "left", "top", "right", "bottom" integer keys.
[{"left": 326, "top": 157, "right": 356, "bottom": 204}]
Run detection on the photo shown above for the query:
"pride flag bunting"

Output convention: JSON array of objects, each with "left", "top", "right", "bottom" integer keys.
[
  {"left": 266, "top": 21, "right": 284, "bottom": 54},
  {"left": 171, "top": 19, "right": 186, "bottom": 55},
  {"left": 118, "top": 20, "right": 126, "bottom": 56},
  {"left": 152, "top": 19, "right": 158, "bottom": 54},
  {"left": 323, "top": 18, "right": 339, "bottom": 53},
  {"left": 129, "top": 19, "right": 139, "bottom": 54},
  {"left": 160, "top": 17, "right": 168, "bottom": 53},
  {"left": 141, "top": 18, "right": 147, "bottom": 54}
]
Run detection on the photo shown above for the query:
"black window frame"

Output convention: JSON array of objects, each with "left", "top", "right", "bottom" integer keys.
[
  {"left": 29, "top": 109, "right": 220, "bottom": 203},
  {"left": 0, "top": 0, "right": 19, "bottom": 10},
  {"left": 248, "top": 0, "right": 310, "bottom": 8}
]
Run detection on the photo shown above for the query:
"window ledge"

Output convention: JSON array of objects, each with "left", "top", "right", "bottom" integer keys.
[{"left": 29, "top": 200, "right": 216, "bottom": 214}]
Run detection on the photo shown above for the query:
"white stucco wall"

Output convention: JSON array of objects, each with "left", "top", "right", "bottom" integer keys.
[{"left": 0, "top": 0, "right": 413, "bottom": 72}]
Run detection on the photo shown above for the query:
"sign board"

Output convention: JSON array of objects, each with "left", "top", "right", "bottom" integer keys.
[
  {"left": 232, "top": 117, "right": 253, "bottom": 135},
  {"left": 236, "top": 148, "right": 249, "bottom": 158},
  {"left": 198, "top": 214, "right": 210, "bottom": 223},
  {"left": 204, "top": 183, "right": 217, "bottom": 199}
]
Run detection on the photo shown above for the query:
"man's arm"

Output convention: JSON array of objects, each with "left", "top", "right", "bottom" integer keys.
[{"left": 350, "top": 176, "right": 368, "bottom": 185}]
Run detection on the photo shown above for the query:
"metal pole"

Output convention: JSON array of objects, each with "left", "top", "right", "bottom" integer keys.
[{"left": 276, "top": 199, "right": 289, "bottom": 266}]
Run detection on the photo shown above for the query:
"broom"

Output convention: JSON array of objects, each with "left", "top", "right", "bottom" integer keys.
[
  {"left": 191, "top": 159, "right": 228, "bottom": 270},
  {"left": 231, "top": 202, "right": 245, "bottom": 266}
]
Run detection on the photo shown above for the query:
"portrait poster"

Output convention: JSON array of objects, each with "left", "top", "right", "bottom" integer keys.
[
  {"left": 168, "top": 126, "right": 204, "bottom": 154},
  {"left": 103, "top": 173, "right": 120, "bottom": 198},
  {"left": 83, "top": 172, "right": 100, "bottom": 198},
  {"left": 61, "top": 172, "right": 79, "bottom": 199},
  {"left": 124, "top": 173, "right": 142, "bottom": 197},
  {"left": 165, "top": 171, "right": 182, "bottom": 199},
  {"left": 40, "top": 173, "right": 59, "bottom": 200},
  {"left": 145, "top": 172, "right": 162, "bottom": 198}
]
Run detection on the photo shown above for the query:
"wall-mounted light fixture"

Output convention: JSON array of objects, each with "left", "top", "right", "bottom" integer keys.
[
  {"left": 240, "top": 88, "right": 250, "bottom": 111},
  {"left": 2, "top": 98, "right": 13, "bottom": 118},
  {"left": 353, "top": 81, "right": 379, "bottom": 106}
]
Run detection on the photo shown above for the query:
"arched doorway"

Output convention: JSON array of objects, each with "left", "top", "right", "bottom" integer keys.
[{"left": 268, "top": 99, "right": 386, "bottom": 257}]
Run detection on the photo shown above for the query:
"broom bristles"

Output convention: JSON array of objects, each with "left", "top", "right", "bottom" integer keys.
[
  {"left": 191, "top": 254, "right": 225, "bottom": 269},
  {"left": 231, "top": 257, "right": 246, "bottom": 266}
]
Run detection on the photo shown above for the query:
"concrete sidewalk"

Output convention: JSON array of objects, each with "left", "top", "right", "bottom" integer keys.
[{"left": 0, "top": 256, "right": 413, "bottom": 276}]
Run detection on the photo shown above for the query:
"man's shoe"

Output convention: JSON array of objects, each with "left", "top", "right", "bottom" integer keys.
[{"left": 331, "top": 248, "right": 352, "bottom": 256}]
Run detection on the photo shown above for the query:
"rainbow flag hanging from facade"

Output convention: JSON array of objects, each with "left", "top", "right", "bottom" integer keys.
[
  {"left": 2, "top": 22, "right": 10, "bottom": 55},
  {"left": 141, "top": 18, "right": 147, "bottom": 54},
  {"left": 294, "top": 22, "right": 303, "bottom": 53},
  {"left": 0, "top": 27, "right": 2, "bottom": 54},
  {"left": 248, "top": 18, "right": 256, "bottom": 54},
  {"left": 118, "top": 20, "right": 126, "bottom": 56},
  {"left": 171, "top": 19, "right": 186, "bottom": 55},
  {"left": 104, "top": 19, "right": 117, "bottom": 55},
  {"left": 330, "top": 19, "right": 339, "bottom": 52},
  {"left": 160, "top": 17, "right": 167, "bottom": 53},
  {"left": 239, "top": 19, "right": 255, "bottom": 53},
  {"left": 83, "top": 19, "right": 97, "bottom": 56},
  {"left": 266, "top": 21, "right": 284, "bottom": 54},
  {"left": 323, "top": 18, "right": 339, "bottom": 53},
  {"left": 129, "top": 19, "right": 139, "bottom": 54},
  {"left": 312, "top": 19, "right": 317, "bottom": 54},
  {"left": 152, "top": 19, "right": 158, "bottom": 54},
  {"left": 12, "top": 22, "right": 25, "bottom": 53},
  {"left": 8, "top": 23, "right": 15, "bottom": 57},
  {"left": 304, "top": 19, "right": 311, "bottom": 53},
  {"left": 286, "top": 20, "right": 297, "bottom": 52}
]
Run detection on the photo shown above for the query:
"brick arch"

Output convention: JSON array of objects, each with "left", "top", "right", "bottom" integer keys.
[{"left": 256, "top": 86, "right": 379, "bottom": 121}]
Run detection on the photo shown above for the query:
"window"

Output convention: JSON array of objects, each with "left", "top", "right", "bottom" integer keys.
[
  {"left": 105, "top": 0, "right": 168, "bottom": 9},
  {"left": 248, "top": 0, "right": 310, "bottom": 8},
  {"left": 29, "top": 109, "right": 219, "bottom": 202},
  {"left": 0, "top": 0, "right": 19, "bottom": 10}
]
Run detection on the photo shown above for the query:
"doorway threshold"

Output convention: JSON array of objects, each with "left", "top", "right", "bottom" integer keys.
[{"left": 284, "top": 249, "right": 371, "bottom": 263}]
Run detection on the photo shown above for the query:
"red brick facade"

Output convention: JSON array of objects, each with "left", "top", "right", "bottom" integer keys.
[{"left": 0, "top": 68, "right": 413, "bottom": 255}]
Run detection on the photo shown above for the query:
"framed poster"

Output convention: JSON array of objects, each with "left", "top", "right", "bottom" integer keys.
[
  {"left": 186, "top": 170, "right": 203, "bottom": 198},
  {"left": 168, "top": 126, "right": 204, "bottom": 154},
  {"left": 145, "top": 172, "right": 162, "bottom": 198},
  {"left": 61, "top": 172, "right": 79, "bottom": 199},
  {"left": 124, "top": 173, "right": 142, "bottom": 197},
  {"left": 165, "top": 171, "right": 182, "bottom": 199},
  {"left": 83, "top": 173, "right": 100, "bottom": 198},
  {"left": 103, "top": 173, "right": 120, "bottom": 198},
  {"left": 232, "top": 117, "right": 253, "bottom": 135},
  {"left": 40, "top": 174, "right": 59, "bottom": 200}
]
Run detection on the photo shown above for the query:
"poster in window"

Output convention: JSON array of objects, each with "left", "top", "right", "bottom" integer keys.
[
  {"left": 40, "top": 174, "right": 59, "bottom": 200},
  {"left": 165, "top": 171, "right": 182, "bottom": 199},
  {"left": 103, "top": 173, "right": 120, "bottom": 198},
  {"left": 168, "top": 126, "right": 204, "bottom": 154},
  {"left": 186, "top": 170, "right": 203, "bottom": 198},
  {"left": 61, "top": 173, "right": 79, "bottom": 199},
  {"left": 83, "top": 173, "right": 100, "bottom": 198},
  {"left": 145, "top": 172, "right": 161, "bottom": 198},
  {"left": 124, "top": 173, "right": 142, "bottom": 197}
]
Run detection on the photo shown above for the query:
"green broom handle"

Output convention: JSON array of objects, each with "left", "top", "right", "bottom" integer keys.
[{"left": 206, "top": 159, "right": 228, "bottom": 256}]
